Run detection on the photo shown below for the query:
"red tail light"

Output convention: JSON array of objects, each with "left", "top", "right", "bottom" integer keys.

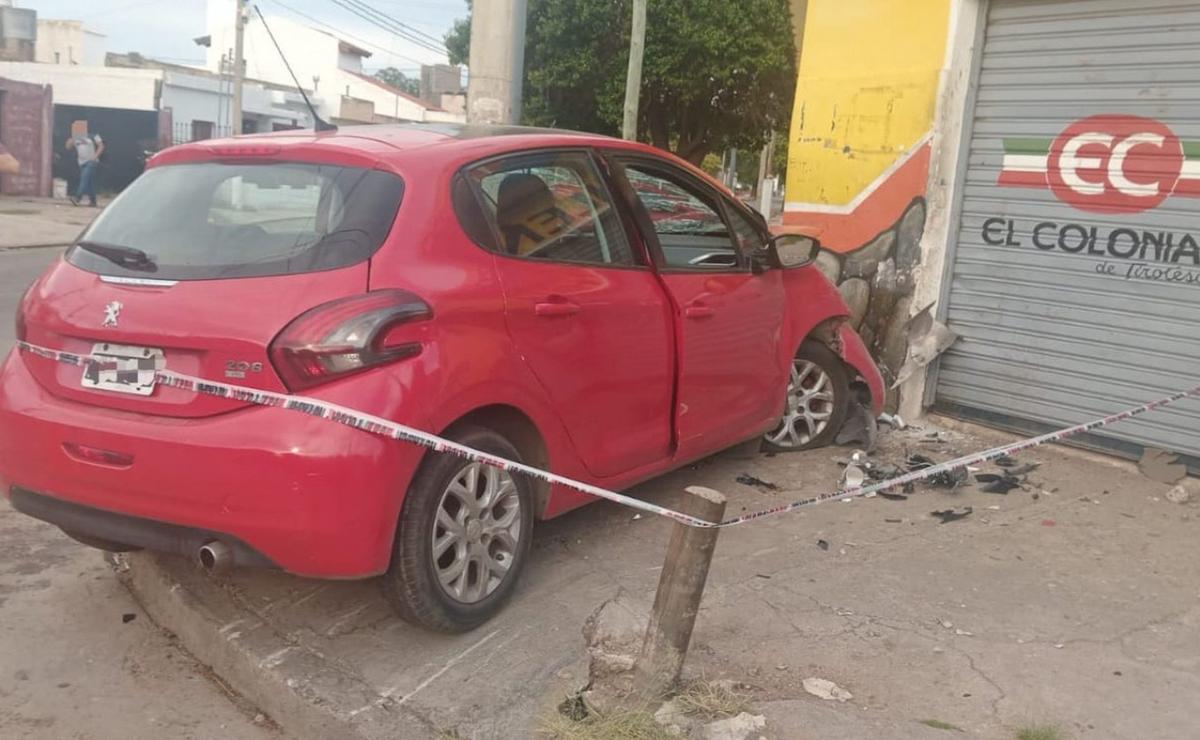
[{"left": 269, "top": 290, "right": 432, "bottom": 391}]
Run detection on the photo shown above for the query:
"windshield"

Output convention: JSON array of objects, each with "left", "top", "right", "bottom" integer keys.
[{"left": 67, "top": 162, "right": 404, "bottom": 280}]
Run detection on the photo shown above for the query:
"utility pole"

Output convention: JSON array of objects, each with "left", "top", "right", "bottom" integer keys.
[
  {"left": 621, "top": 0, "right": 647, "bottom": 140},
  {"left": 466, "top": 0, "right": 528, "bottom": 125},
  {"left": 231, "top": 0, "right": 246, "bottom": 135}
]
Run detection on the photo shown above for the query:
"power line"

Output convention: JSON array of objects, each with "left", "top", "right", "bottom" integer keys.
[
  {"left": 338, "top": 0, "right": 445, "bottom": 47},
  {"left": 265, "top": 0, "right": 429, "bottom": 68},
  {"left": 330, "top": 0, "right": 445, "bottom": 55},
  {"left": 327, "top": 0, "right": 448, "bottom": 57}
]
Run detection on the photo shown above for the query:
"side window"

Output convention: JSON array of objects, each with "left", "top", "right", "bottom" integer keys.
[
  {"left": 622, "top": 164, "right": 740, "bottom": 270},
  {"left": 464, "top": 151, "right": 637, "bottom": 266}
]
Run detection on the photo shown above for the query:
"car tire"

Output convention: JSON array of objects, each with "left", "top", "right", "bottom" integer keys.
[
  {"left": 762, "top": 342, "right": 851, "bottom": 452},
  {"left": 61, "top": 529, "right": 141, "bottom": 553},
  {"left": 382, "top": 425, "right": 535, "bottom": 633}
]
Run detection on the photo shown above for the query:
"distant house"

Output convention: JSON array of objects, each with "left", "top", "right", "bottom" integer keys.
[
  {"left": 35, "top": 19, "right": 105, "bottom": 66},
  {"left": 201, "top": 0, "right": 464, "bottom": 126}
]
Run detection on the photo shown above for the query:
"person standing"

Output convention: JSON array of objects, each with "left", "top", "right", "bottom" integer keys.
[{"left": 65, "top": 124, "right": 104, "bottom": 206}]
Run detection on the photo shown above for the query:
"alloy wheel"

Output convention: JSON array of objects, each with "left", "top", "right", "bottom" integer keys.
[
  {"left": 764, "top": 359, "right": 836, "bottom": 448},
  {"left": 432, "top": 462, "right": 523, "bottom": 604}
]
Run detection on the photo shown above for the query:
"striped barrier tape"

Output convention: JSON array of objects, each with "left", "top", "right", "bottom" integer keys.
[{"left": 14, "top": 341, "right": 1200, "bottom": 528}]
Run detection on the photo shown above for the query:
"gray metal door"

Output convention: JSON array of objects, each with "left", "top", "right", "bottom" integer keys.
[{"left": 934, "top": 0, "right": 1200, "bottom": 465}]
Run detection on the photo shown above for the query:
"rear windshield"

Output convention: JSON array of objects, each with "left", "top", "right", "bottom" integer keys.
[{"left": 67, "top": 162, "right": 404, "bottom": 280}]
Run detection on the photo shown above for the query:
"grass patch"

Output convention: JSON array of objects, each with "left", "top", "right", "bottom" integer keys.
[
  {"left": 1016, "top": 725, "right": 1066, "bottom": 740},
  {"left": 920, "top": 718, "right": 963, "bottom": 731},
  {"left": 672, "top": 680, "right": 753, "bottom": 720},
  {"left": 538, "top": 707, "right": 675, "bottom": 740}
]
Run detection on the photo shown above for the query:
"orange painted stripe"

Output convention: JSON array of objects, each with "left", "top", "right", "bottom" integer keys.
[{"left": 779, "top": 142, "right": 931, "bottom": 253}]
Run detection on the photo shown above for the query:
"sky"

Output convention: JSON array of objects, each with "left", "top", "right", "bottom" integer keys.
[{"left": 20, "top": 0, "right": 469, "bottom": 75}]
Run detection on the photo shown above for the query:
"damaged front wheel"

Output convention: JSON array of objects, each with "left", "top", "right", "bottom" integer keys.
[{"left": 762, "top": 342, "right": 850, "bottom": 452}]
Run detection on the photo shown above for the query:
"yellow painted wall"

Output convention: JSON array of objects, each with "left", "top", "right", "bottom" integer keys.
[{"left": 786, "top": 0, "right": 951, "bottom": 207}]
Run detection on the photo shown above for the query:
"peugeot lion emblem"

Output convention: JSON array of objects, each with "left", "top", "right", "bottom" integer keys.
[{"left": 103, "top": 301, "right": 122, "bottom": 328}]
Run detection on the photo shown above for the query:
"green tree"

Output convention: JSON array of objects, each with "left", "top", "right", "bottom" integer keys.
[
  {"left": 445, "top": 1, "right": 472, "bottom": 66},
  {"left": 374, "top": 67, "right": 420, "bottom": 96},
  {"left": 445, "top": 0, "right": 796, "bottom": 164}
]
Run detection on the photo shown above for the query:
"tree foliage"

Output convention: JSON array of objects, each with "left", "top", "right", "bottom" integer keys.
[
  {"left": 445, "top": 0, "right": 796, "bottom": 164},
  {"left": 445, "top": 1, "right": 472, "bottom": 66},
  {"left": 374, "top": 67, "right": 420, "bottom": 96}
]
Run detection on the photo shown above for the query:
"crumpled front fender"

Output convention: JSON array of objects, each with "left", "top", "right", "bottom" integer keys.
[{"left": 837, "top": 324, "right": 886, "bottom": 415}]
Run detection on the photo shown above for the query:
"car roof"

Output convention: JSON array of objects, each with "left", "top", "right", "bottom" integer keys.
[
  {"left": 167, "top": 122, "right": 664, "bottom": 165},
  {"left": 151, "top": 122, "right": 726, "bottom": 198}
]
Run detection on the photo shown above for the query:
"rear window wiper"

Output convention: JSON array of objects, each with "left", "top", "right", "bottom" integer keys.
[{"left": 75, "top": 240, "right": 158, "bottom": 273}]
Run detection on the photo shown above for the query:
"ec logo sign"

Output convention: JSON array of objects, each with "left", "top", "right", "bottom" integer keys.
[{"left": 998, "top": 115, "right": 1200, "bottom": 214}]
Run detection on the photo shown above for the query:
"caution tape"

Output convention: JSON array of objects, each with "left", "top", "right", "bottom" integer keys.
[{"left": 14, "top": 341, "right": 1200, "bottom": 528}]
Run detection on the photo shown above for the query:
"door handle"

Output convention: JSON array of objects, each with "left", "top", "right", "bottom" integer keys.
[
  {"left": 684, "top": 302, "right": 715, "bottom": 319},
  {"left": 534, "top": 299, "right": 581, "bottom": 317}
]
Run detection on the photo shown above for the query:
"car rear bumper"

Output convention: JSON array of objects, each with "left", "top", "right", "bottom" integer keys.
[{"left": 0, "top": 350, "right": 424, "bottom": 578}]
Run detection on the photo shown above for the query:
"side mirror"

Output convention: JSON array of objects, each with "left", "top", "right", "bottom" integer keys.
[{"left": 767, "top": 233, "right": 821, "bottom": 268}]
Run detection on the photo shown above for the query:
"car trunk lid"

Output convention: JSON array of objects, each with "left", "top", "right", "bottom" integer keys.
[{"left": 20, "top": 258, "right": 368, "bottom": 418}]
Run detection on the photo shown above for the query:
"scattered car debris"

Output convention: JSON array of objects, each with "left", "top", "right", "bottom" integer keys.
[
  {"left": 802, "top": 677, "right": 853, "bottom": 702},
  {"left": 878, "top": 491, "right": 908, "bottom": 501},
  {"left": 122, "top": 613, "right": 136, "bottom": 623},
  {"left": 994, "top": 455, "right": 1018, "bottom": 468},
  {"left": 975, "top": 473, "right": 1021, "bottom": 494},
  {"left": 1005, "top": 462, "right": 1041, "bottom": 476},
  {"left": 841, "top": 465, "right": 866, "bottom": 490},
  {"left": 906, "top": 453, "right": 935, "bottom": 469},
  {"left": 906, "top": 453, "right": 967, "bottom": 489},
  {"left": 735, "top": 473, "right": 780, "bottom": 492},
  {"left": 1041, "top": 519, "right": 1057, "bottom": 527},
  {"left": 878, "top": 412, "right": 906, "bottom": 429},
  {"left": 930, "top": 507, "right": 972, "bottom": 523},
  {"left": 1138, "top": 447, "right": 1187, "bottom": 485},
  {"left": 817, "top": 539, "right": 830, "bottom": 551},
  {"left": 892, "top": 302, "right": 959, "bottom": 388},
  {"left": 884, "top": 518, "right": 903, "bottom": 523}
]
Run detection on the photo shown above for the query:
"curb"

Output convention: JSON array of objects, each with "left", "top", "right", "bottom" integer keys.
[{"left": 117, "top": 552, "right": 436, "bottom": 740}]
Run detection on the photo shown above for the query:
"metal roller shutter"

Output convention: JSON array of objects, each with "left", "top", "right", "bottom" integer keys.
[{"left": 934, "top": 0, "right": 1200, "bottom": 466}]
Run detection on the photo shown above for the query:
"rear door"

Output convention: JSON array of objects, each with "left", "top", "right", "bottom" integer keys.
[
  {"left": 460, "top": 149, "right": 674, "bottom": 478},
  {"left": 606, "top": 154, "right": 786, "bottom": 457}
]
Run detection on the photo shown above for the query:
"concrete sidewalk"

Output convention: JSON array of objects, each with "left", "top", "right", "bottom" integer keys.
[
  {"left": 117, "top": 420, "right": 1200, "bottom": 740},
  {"left": 0, "top": 195, "right": 106, "bottom": 249}
]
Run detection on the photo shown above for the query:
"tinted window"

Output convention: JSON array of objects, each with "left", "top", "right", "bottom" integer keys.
[
  {"left": 464, "top": 151, "right": 637, "bottom": 266},
  {"left": 623, "top": 165, "right": 740, "bottom": 270},
  {"left": 67, "top": 162, "right": 404, "bottom": 280}
]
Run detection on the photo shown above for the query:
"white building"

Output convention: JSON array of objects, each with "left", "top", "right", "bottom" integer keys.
[
  {"left": 202, "top": 0, "right": 462, "bottom": 125},
  {"left": 34, "top": 19, "right": 104, "bottom": 66},
  {"left": 105, "top": 53, "right": 317, "bottom": 139}
]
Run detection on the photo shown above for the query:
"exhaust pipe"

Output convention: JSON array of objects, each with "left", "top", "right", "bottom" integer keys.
[{"left": 197, "top": 540, "right": 232, "bottom": 574}]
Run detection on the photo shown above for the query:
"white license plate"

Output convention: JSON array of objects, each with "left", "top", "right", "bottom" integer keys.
[{"left": 80, "top": 343, "right": 164, "bottom": 396}]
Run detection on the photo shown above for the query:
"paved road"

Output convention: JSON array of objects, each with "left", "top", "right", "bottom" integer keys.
[{"left": 0, "top": 248, "right": 276, "bottom": 739}]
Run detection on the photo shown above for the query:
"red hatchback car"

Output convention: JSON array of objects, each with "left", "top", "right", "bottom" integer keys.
[{"left": 1, "top": 124, "right": 882, "bottom": 631}]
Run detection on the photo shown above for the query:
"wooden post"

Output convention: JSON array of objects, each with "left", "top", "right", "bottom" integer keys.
[{"left": 633, "top": 486, "right": 727, "bottom": 698}]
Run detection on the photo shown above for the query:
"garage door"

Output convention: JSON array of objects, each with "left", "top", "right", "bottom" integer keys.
[{"left": 933, "top": 0, "right": 1200, "bottom": 466}]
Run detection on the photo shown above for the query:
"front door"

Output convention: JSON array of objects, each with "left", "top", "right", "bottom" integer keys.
[
  {"left": 610, "top": 155, "right": 786, "bottom": 458},
  {"left": 462, "top": 149, "right": 675, "bottom": 478}
]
